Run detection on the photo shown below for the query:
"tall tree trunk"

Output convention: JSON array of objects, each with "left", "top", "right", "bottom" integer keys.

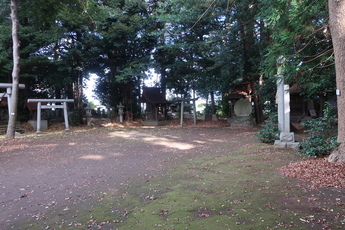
[
  {"left": 210, "top": 91, "right": 216, "bottom": 115},
  {"left": 328, "top": 0, "right": 345, "bottom": 162},
  {"left": 251, "top": 79, "right": 264, "bottom": 125},
  {"left": 77, "top": 70, "right": 83, "bottom": 109},
  {"left": 160, "top": 66, "right": 166, "bottom": 99},
  {"left": 6, "top": 0, "right": 20, "bottom": 140}
]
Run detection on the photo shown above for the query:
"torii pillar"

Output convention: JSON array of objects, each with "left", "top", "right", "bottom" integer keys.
[
  {"left": 0, "top": 83, "right": 25, "bottom": 116},
  {"left": 178, "top": 97, "right": 198, "bottom": 127}
]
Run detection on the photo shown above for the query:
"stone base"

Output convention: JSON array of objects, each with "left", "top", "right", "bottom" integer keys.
[
  {"left": 274, "top": 140, "right": 287, "bottom": 148},
  {"left": 142, "top": 120, "right": 169, "bottom": 126},
  {"left": 287, "top": 142, "right": 300, "bottom": 149},
  {"left": 28, "top": 120, "right": 48, "bottom": 131},
  {"left": 274, "top": 132, "right": 299, "bottom": 149},
  {"left": 280, "top": 132, "right": 295, "bottom": 142},
  {"left": 228, "top": 116, "right": 255, "bottom": 127},
  {"left": 274, "top": 140, "right": 300, "bottom": 149}
]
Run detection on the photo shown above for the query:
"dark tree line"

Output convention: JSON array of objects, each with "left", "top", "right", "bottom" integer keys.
[{"left": 1, "top": 0, "right": 342, "bottom": 158}]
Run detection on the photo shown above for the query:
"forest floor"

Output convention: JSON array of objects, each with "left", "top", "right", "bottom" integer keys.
[{"left": 0, "top": 119, "right": 344, "bottom": 230}]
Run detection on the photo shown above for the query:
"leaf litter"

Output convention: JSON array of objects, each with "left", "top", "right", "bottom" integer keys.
[{"left": 279, "top": 157, "right": 345, "bottom": 188}]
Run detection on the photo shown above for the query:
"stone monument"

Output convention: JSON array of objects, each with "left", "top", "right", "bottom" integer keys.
[
  {"left": 228, "top": 97, "right": 254, "bottom": 126},
  {"left": 274, "top": 56, "right": 299, "bottom": 149}
]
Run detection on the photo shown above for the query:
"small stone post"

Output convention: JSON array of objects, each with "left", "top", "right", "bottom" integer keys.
[
  {"left": 37, "top": 102, "right": 42, "bottom": 132},
  {"left": 85, "top": 104, "right": 92, "bottom": 126},
  {"left": 180, "top": 99, "right": 184, "bottom": 127},
  {"left": 274, "top": 56, "right": 299, "bottom": 149},
  {"left": 117, "top": 102, "right": 124, "bottom": 123}
]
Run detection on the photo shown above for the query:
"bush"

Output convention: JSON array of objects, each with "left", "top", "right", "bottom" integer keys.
[
  {"left": 257, "top": 114, "right": 279, "bottom": 143},
  {"left": 69, "top": 108, "right": 83, "bottom": 126},
  {"left": 298, "top": 102, "right": 340, "bottom": 157}
]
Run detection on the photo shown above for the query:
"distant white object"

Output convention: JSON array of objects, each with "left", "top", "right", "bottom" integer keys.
[{"left": 336, "top": 89, "right": 341, "bottom": 96}]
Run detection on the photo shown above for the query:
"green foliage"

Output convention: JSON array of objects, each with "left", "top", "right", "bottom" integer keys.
[
  {"left": 69, "top": 108, "right": 84, "bottom": 126},
  {"left": 298, "top": 102, "right": 339, "bottom": 157},
  {"left": 0, "top": 0, "right": 337, "bottom": 121},
  {"left": 256, "top": 114, "right": 279, "bottom": 143},
  {"left": 260, "top": 0, "right": 335, "bottom": 99}
]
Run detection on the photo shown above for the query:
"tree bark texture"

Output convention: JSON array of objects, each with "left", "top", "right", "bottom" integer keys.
[
  {"left": 328, "top": 0, "right": 345, "bottom": 162},
  {"left": 6, "top": 0, "right": 20, "bottom": 140}
]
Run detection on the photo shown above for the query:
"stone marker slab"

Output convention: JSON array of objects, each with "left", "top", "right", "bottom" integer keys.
[{"left": 234, "top": 98, "right": 252, "bottom": 116}]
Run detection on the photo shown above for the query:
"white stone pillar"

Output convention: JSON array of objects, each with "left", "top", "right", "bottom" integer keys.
[
  {"left": 283, "top": 84, "right": 290, "bottom": 133},
  {"left": 277, "top": 78, "right": 291, "bottom": 133},
  {"left": 274, "top": 56, "right": 298, "bottom": 149},
  {"left": 6, "top": 87, "right": 12, "bottom": 117},
  {"left": 63, "top": 102, "right": 70, "bottom": 131},
  {"left": 277, "top": 76, "right": 285, "bottom": 132}
]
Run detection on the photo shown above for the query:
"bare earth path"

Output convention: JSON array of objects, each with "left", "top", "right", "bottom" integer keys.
[
  {"left": 0, "top": 125, "right": 344, "bottom": 229},
  {"left": 1, "top": 126, "right": 250, "bottom": 229}
]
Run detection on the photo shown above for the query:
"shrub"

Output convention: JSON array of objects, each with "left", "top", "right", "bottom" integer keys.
[
  {"left": 298, "top": 102, "right": 340, "bottom": 157},
  {"left": 257, "top": 114, "right": 279, "bottom": 143},
  {"left": 69, "top": 108, "right": 83, "bottom": 126}
]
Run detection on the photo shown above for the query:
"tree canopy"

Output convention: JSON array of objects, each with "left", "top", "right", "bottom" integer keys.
[{"left": 0, "top": 0, "right": 337, "bottom": 122}]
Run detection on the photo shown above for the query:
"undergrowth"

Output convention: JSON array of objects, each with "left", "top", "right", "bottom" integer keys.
[
  {"left": 256, "top": 114, "right": 279, "bottom": 143},
  {"left": 298, "top": 102, "right": 339, "bottom": 157}
]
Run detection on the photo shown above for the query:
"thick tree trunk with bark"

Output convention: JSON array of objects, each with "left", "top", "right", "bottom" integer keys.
[
  {"left": 6, "top": 0, "right": 20, "bottom": 140},
  {"left": 328, "top": 0, "right": 345, "bottom": 162}
]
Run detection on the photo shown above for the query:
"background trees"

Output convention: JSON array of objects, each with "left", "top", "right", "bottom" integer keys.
[
  {"left": 92, "top": 0, "right": 156, "bottom": 117},
  {"left": 0, "top": 0, "right": 341, "bottom": 146},
  {"left": 260, "top": 0, "right": 334, "bottom": 100}
]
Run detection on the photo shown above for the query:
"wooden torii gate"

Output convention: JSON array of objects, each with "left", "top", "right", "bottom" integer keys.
[{"left": 27, "top": 99, "right": 74, "bottom": 133}]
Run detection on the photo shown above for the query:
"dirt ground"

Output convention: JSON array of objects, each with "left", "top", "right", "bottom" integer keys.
[{"left": 0, "top": 120, "right": 344, "bottom": 229}]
